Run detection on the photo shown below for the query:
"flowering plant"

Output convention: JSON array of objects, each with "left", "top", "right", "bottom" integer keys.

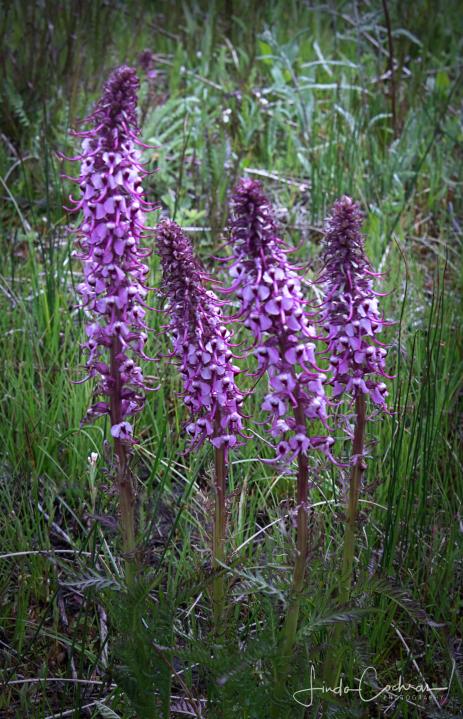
[
  {"left": 319, "top": 195, "right": 392, "bottom": 613},
  {"left": 227, "top": 178, "right": 338, "bottom": 701},
  {"left": 155, "top": 218, "right": 246, "bottom": 627},
  {"left": 61, "top": 65, "right": 157, "bottom": 560}
]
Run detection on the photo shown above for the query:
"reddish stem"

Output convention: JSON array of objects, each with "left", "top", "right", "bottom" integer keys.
[
  {"left": 272, "top": 401, "right": 309, "bottom": 711},
  {"left": 212, "top": 412, "right": 227, "bottom": 631},
  {"left": 110, "top": 335, "right": 136, "bottom": 569},
  {"left": 341, "top": 391, "right": 366, "bottom": 601}
]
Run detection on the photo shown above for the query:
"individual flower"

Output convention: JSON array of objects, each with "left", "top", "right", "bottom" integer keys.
[
  {"left": 155, "top": 219, "right": 246, "bottom": 452},
  {"left": 226, "top": 178, "right": 334, "bottom": 462},
  {"left": 318, "top": 196, "right": 392, "bottom": 410},
  {"left": 61, "top": 65, "right": 157, "bottom": 442}
]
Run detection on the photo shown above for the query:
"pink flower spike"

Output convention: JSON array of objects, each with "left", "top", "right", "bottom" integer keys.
[
  {"left": 318, "top": 195, "right": 392, "bottom": 415},
  {"left": 155, "top": 220, "right": 246, "bottom": 452},
  {"left": 63, "top": 65, "right": 159, "bottom": 437},
  {"left": 225, "top": 178, "right": 333, "bottom": 463}
]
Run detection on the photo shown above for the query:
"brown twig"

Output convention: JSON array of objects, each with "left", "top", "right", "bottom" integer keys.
[{"left": 382, "top": 0, "right": 398, "bottom": 137}]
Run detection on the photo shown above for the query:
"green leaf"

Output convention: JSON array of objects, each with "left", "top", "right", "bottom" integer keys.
[
  {"left": 258, "top": 40, "right": 273, "bottom": 65},
  {"left": 95, "top": 704, "right": 122, "bottom": 719},
  {"left": 435, "top": 70, "right": 450, "bottom": 94}
]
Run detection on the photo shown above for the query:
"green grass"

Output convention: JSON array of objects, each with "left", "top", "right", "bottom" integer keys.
[{"left": 1, "top": 1, "right": 462, "bottom": 717}]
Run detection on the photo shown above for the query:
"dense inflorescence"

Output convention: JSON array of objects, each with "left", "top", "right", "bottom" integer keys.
[
  {"left": 155, "top": 219, "right": 246, "bottom": 451},
  {"left": 63, "top": 65, "right": 157, "bottom": 443},
  {"left": 319, "top": 196, "right": 390, "bottom": 409},
  {"left": 227, "top": 178, "right": 334, "bottom": 463}
]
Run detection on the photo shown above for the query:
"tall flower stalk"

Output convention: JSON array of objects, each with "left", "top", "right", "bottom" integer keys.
[
  {"left": 319, "top": 196, "right": 391, "bottom": 604},
  {"left": 227, "top": 179, "right": 334, "bottom": 704},
  {"left": 155, "top": 219, "right": 246, "bottom": 629},
  {"left": 61, "top": 66, "right": 156, "bottom": 569}
]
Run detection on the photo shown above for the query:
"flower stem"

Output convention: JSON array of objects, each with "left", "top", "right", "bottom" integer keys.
[
  {"left": 272, "top": 402, "right": 309, "bottom": 712},
  {"left": 212, "top": 417, "right": 227, "bottom": 633},
  {"left": 115, "top": 441, "right": 136, "bottom": 558},
  {"left": 340, "top": 392, "right": 366, "bottom": 604},
  {"left": 110, "top": 337, "right": 136, "bottom": 580},
  {"left": 325, "top": 392, "right": 366, "bottom": 685}
]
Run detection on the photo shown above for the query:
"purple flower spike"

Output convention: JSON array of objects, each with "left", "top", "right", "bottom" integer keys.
[
  {"left": 155, "top": 220, "right": 246, "bottom": 453},
  {"left": 319, "top": 196, "right": 390, "bottom": 409},
  {"left": 63, "top": 65, "right": 158, "bottom": 441},
  {"left": 227, "top": 178, "right": 334, "bottom": 462}
]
